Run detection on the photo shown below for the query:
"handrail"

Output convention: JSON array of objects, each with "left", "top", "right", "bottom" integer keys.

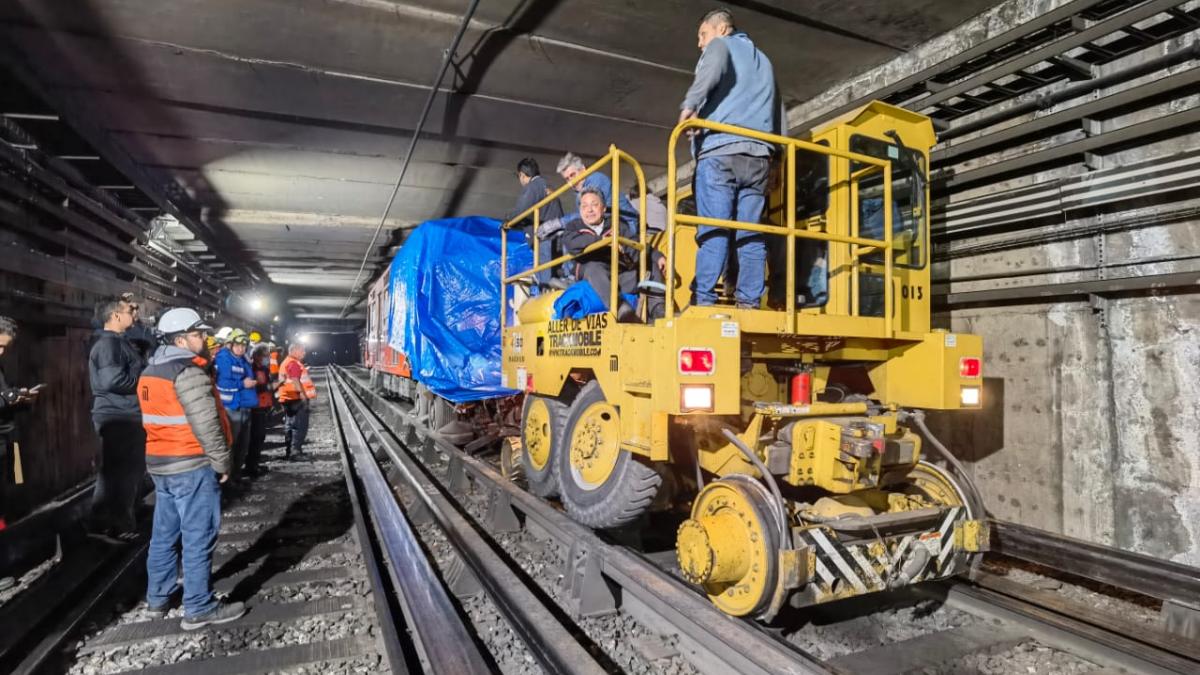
[
  {"left": 666, "top": 118, "right": 896, "bottom": 337},
  {"left": 500, "top": 146, "right": 648, "bottom": 329}
]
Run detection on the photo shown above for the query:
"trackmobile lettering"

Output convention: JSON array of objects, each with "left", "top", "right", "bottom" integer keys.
[{"left": 547, "top": 314, "right": 608, "bottom": 357}]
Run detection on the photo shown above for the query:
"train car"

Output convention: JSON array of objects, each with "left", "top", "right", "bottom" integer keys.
[
  {"left": 364, "top": 270, "right": 414, "bottom": 398},
  {"left": 364, "top": 215, "right": 531, "bottom": 451},
  {"left": 502, "top": 101, "right": 989, "bottom": 621}
]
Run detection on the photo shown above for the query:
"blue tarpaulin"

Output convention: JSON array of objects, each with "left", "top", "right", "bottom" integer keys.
[
  {"left": 385, "top": 216, "right": 532, "bottom": 403},
  {"left": 551, "top": 281, "right": 607, "bottom": 320}
]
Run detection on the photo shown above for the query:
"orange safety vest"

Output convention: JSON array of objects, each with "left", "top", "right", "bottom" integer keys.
[
  {"left": 269, "top": 351, "right": 280, "bottom": 378},
  {"left": 140, "top": 354, "right": 231, "bottom": 460},
  {"left": 278, "top": 355, "right": 317, "bottom": 402},
  {"left": 254, "top": 365, "right": 274, "bottom": 409}
]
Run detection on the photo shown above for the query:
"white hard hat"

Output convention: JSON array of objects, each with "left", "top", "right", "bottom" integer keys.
[
  {"left": 215, "top": 326, "right": 233, "bottom": 341},
  {"left": 158, "top": 308, "right": 212, "bottom": 334}
]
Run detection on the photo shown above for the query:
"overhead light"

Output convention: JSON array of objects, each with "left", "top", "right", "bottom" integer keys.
[
  {"left": 250, "top": 296, "right": 265, "bottom": 311},
  {"left": 272, "top": 315, "right": 280, "bottom": 323},
  {"left": 299, "top": 334, "right": 311, "bottom": 346}
]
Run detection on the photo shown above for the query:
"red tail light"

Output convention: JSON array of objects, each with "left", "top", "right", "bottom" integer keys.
[
  {"left": 959, "top": 357, "right": 981, "bottom": 378},
  {"left": 679, "top": 348, "right": 715, "bottom": 375}
]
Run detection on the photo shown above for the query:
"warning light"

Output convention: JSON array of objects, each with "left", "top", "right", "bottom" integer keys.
[
  {"left": 959, "top": 357, "right": 981, "bottom": 378},
  {"left": 679, "top": 348, "right": 715, "bottom": 375}
]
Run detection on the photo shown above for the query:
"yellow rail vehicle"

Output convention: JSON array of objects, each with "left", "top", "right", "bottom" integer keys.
[{"left": 502, "top": 101, "right": 987, "bottom": 620}]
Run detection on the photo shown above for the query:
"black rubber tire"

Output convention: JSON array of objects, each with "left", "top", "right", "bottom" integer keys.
[
  {"left": 520, "top": 394, "right": 569, "bottom": 498},
  {"left": 557, "top": 381, "right": 662, "bottom": 529}
]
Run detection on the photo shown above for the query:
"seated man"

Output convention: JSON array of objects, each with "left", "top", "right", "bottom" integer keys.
[
  {"left": 549, "top": 152, "right": 639, "bottom": 240},
  {"left": 561, "top": 187, "right": 638, "bottom": 321}
]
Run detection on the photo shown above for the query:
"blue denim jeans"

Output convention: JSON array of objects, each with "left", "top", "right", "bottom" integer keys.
[
  {"left": 284, "top": 399, "right": 310, "bottom": 454},
  {"left": 693, "top": 154, "right": 770, "bottom": 306},
  {"left": 534, "top": 236, "right": 555, "bottom": 286},
  {"left": 146, "top": 466, "right": 221, "bottom": 618}
]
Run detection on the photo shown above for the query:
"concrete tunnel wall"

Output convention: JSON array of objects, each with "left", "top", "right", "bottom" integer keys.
[{"left": 784, "top": 0, "right": 1200, "bottom": 565}]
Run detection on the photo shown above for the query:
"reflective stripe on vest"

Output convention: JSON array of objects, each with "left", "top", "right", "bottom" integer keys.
[
  {"left": 139, "top": 355, "right": 232, "bottom": 459},
  {"left": 139, "top": 359, "right": 205, "bottom": 459}
]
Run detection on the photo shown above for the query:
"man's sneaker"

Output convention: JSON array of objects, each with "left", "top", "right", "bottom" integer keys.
[
  {"left": 146, "top": 602, "right": 169, "bottom": 619},
  {"left": 180, "top": 601, "right": 247, "bottom": 630}
]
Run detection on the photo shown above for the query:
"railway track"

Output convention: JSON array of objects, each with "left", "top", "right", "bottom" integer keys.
[
  {"left": 332, "top": 364, "right": 1200, "bottom": 675},
  {"left": 6, "top": 367, "right": 1196, "bottom": 674},
  {"left": 5, "top": 373, "right": 481, "bottom": 675}
]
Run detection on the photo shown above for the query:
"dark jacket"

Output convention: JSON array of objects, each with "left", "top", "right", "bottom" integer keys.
[
  {"left": 125, "top": 322, "right": 157, "bottom": 359},
  {"left": 507, "top": 175, "right": 564, "bottom": 229},
  {"left": 0, "top": 364, "right": 27, "bottom": 440},
  {"left": 89, "top": 330, "right": 144, "bottom": 422},
  {"left": 563, "top": 217, "right": 636, "bottom": 269}
]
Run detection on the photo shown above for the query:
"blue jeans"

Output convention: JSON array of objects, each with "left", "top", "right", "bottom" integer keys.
[
  {"left": 534, "top": 236, "right": 555, "bottom": 286},
  {"left": 146, "top": 466, "right": 221, "bottom": 617},
  {"left": 284, "top": 400, "right": 310, "bottom": 454},
  {"left": 693, "top": 154, "right": 770, "bottom": 306}
]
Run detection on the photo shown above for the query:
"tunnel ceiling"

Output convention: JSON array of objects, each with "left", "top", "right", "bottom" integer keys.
[{"left": 0, "top": 0, "right": 1004, "bottom": 332}]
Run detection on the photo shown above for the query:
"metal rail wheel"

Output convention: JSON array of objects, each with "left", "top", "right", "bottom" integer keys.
[
  {"left": 557, "top": 381, "right": 662, "bottom": 528},
  {"left": 520, "top": 394, "right": 568, "bottom": 497},
  {"left": 904, "top": 460, "right": 977, "bottom": 516},
  {"left": 678, "top": 474, "right": 784, "bottom": 618}
]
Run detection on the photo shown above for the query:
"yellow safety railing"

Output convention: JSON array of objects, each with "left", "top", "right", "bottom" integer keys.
[
  {"left": 500, "top": 146, "right": 648, "bottom": 329},
  {"left": 666, "top": 118, "right": 897, "bottom": 337}
]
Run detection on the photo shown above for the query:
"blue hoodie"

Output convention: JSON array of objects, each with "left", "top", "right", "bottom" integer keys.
[{"left": 214, "top": 348, "right": 257, "bottom": 411}]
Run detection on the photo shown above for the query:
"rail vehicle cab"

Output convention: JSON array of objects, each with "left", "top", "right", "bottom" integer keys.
[{"left": 501, "top": 101, "right": 988, "bottom": 621}]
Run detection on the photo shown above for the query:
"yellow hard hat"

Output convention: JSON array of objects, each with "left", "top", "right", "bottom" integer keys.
[{"left": 249, "top": 331, "right": 262, "bottom": 342}]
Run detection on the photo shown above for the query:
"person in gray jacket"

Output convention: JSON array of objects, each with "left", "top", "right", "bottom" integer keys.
[
  {"left": 88, "top": 296, "right": 146, "bottom": 543},
  {"left": 680, "top": 8, "right": 780, "bottom": 307},
  {"left": 139, "top": 307, "right": 245, "bottom": 629}
]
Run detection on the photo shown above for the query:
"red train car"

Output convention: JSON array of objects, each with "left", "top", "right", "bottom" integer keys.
[{"left": 364, "top": 270, "right": 415, "bottom": 398}]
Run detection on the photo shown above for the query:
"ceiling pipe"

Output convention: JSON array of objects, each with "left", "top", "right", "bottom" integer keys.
[{"left": 337, "top": 0, "right": 483, "bottom": 320}]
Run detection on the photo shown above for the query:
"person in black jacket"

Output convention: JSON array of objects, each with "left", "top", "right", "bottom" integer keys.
[
  {"left": 506, "top": 158, "right": 565, "bottom": 287},
  {"left": 121, "top": 292, "right": 156, "bottom": 360},
  {"left": 562, "top": 187, "right": 638, "bottom": 321},
  {"left": 87, "top": 297, "right": 147, "bottom": 543},
  {"left": 1, "top": 315, "right": 39, "bottom": 589}
]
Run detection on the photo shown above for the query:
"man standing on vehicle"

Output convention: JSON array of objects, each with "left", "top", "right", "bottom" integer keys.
[
  {"left": 679, "top": 8, "right": 780, "bottom": 307},
  {"left": 139, "top": 308, "right": 245, "bottom": 629}
]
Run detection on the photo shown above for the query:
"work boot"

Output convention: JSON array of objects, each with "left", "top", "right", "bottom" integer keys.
[
  {"left": 616, "top": 302, "right": 639, "bottom": 323},
  {"left": 180, "top": 601, "right": 247, "bottom": 631},
  {"left": 0, "top": 577, "right": 14, "bottom": 592}
]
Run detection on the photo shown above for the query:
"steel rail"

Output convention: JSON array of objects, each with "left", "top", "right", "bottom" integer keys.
[
  {"left": 330, "top": 370, "right": 608, "bottom": 675},
  {"left": 327, "top": 371, "right": 410, "bottom": 673},
  {"left": 329, "top": 379, "right": 492, "bottom": 674},
  {"left": 991, "top": 520, "right": 1200, "bottom": 607},
  {"left": 941, "top": 579, "right": 1195, "bottom": 674},
  {"left": 333, "top": 366, "right": 832, "bottom": 675}
]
